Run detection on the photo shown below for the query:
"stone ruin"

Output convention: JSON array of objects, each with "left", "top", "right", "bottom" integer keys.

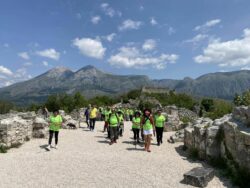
[
  {"left": 183, "top": 106, "right": 250, "bottom": 175},
  {"left": 0, "top": 109, "right": 85, "bottom": 149}
]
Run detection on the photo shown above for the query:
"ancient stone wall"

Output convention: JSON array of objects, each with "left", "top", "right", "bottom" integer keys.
[{"left": 184, "top": 106, "right": 250, "bottom": 173}]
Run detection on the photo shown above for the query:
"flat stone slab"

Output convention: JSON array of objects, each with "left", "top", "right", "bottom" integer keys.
[{"left": 184, "top": 167, "right": 214, "bottom": 187}]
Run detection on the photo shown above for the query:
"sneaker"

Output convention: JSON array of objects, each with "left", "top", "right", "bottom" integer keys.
[
  {"left": 109, "top": 141, "right": 114, "bottom": 145},
  {"left": 157, "top": 142, "right": 160, "bottom": 146},
  {"left": 54, "top": 145, "right": 58, "bottom": 149},
  {"left": 46, "top": 145, "right": 52, "bottom": 150}
]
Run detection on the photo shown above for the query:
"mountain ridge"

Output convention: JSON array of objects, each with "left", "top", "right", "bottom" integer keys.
[{"left": 0, "top": 65, "right": 249, "bottom": 105}]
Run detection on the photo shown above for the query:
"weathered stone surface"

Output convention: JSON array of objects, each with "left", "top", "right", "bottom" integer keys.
[
  {"left": 62, "top": 115, "right": 79, "bottom": 129},
  {"left": 206, "top": 126, "right": 221, "bottom": 158},
  {"left": 233, "top": 106, "right": 250, "bottom": 127},
  {"left": 32, "top": 117, "right": 48, "bottom": 138},
  {"left": 168, "top": 129, "right": 184, "bottom": 143},
  {"left": 0, "top": 116, "right": 33, "bottom": 147},
  {"left": 184, "top": 167, "right": 214, "bottom": 187},
  {"left": 184, "top": 127, "right": 194, "bottom": 149}
]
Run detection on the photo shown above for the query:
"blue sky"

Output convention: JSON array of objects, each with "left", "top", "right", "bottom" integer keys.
[{"left": 1, "top": 0, "right": 250, "bottom": 87}]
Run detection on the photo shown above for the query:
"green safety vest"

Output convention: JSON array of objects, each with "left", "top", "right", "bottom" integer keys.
[
  {"left": 155, "top": 115, "right": 166, "bottom": 128},
  {"left": 132, "top": 117, "right": 141, "bottom": 129},
  {"left": 104, "top": 110, "right": 111, "bottom": 121},
  {"left": 49, "top": 115, "right": 63, "bottom": 131}
]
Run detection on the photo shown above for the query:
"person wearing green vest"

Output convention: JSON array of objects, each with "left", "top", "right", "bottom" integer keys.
[
  {"left": 103, "top": 107, "right": 111, "bottom": 133},
  {"left": 117, "top": 111, "right": 124, "bottom": 137},
  {"left": 47, "top": 109, "right": 63, "bottom": 150},
  {"left": 108, "top": 109, "right": 120, "bottom": 145},
  {"left": 129, "top": 109, "right": 134, "bottom": 121},
  {"left": 155, "top": 109, "right": 166, "bottom": 146},
  {"left": 141, "top": 109, "right": 155, "bottom": 152},
  {"left": 132, "top": 111, "right": 141, "bottom": 143}
]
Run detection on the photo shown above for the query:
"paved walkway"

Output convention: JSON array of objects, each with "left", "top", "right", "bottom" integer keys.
[{"left": 0, "top": 121, "right": 233, "bottom": 188}]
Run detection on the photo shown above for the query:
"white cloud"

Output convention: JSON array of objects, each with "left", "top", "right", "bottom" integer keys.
[
  {"left": 18, "top": 52, "right": 30, "bottom": 60},
  {"left": 76, "top": 13, "right": 82, "bottom": 19},
  {"left": 91, "top": 16, "right": 101, "bottom": 24},
  {"left": 108, "top": 45, "right": 178, "bottom": 70},
  {"left": 3, "top": 43, "right": 9, "bottom": 48},
  {"left": 72, "top": 37, "right": 106, "bottom": 59},
  {"left": 142, "top": 39, "right": 157, "bottom": 51},
  {"left": 139, "top": 5, "right": 144, "bottom": 11},
  {"left": 194, "top": 28, "right": 250, "bottom": 68},
  {"left": 105, "top": 33, "right": 116, "bottom": 42},
  {"left": 119, "top": 19, "right": 142, "bottom": 31},
  {"left": 241, "top": 66, "right": 250, "bottom": 70},
  {"left": 0, "top": 66, "right": 13, "bottom": 76},
  {"left": 101, "top": 3, "right": 121, "bottom": 17},
  {"left": 23, "top": 62, "right": 33, "bottom": 67},
  {"left": 0, "top": 67, "right": 32, "bottom": 87},
  {"left": 194, "top": 19, "right": 221, "bottom": 32},
  {"left": 150, "top": 17, "right": 157, "bottom": 26},
  {"left": 42, "top": 61, "right": 49, "bottom": 67},
  {"left": 168, "top": 27, "right": 175, "bottom": 35},
  {"left": 185, "top": 34, "right": 208, "bottom": 43},
  {"left": 36, "top": 48, "right": 60, "bottom": 60}
]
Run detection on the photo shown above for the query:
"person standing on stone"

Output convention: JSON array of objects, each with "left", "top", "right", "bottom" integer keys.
[
  {"left": 47, "top": 109, "right": 63, "bottom": 150},
  {"left": 84, "top": 106, "right": 90, "bottom": 128},
  {"left": 132, "top": 111, "right": 141, "bottom": 143},
  {"left": 154, "top": 109, "right": 166, "bottom": 146},
  {"left": 108, "top": 108, "right": 120, "bottom": 145},
  {"left": 141, "top": 109, "right": 155, "bottom": 152},
  {"left": 89, "top": 105, "right": 98, "bottom": 131}
]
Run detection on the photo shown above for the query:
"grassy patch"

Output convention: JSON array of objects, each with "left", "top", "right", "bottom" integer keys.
[{"left": 0, "top": 145, "right": 7, "bottom": 153}]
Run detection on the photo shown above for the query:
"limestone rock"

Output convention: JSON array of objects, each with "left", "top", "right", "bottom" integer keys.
[{"left": 184, "top": 167, "right": 214, "bottom": 187}]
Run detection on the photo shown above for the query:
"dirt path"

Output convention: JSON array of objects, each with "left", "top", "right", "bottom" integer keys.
[{"left": 0, "top": 121, "right": 232, "bottom": 188}]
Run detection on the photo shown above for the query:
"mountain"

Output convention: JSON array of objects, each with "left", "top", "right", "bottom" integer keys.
[
  {"left": 153, "top": 70, "right": 250, "bottom": 100},
  {"left": 0, "top": 65, "right": 151, "bottom": 105},
  {"left": 0, "top": 66, "right": 250, "bottom": 105}
]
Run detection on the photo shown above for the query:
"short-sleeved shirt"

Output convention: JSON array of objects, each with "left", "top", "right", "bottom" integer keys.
[
  {"left": 49, "top": 115, "right": 63, "bottom": 131},
  {"left": 155, "top": 115, "right": 166, "bottom": 128},
  {"left": 132, "top": 117, "right": 141, "bottom": 129},
  {"left": 90, "top": 108, "right": 98, "bottom": 119}
]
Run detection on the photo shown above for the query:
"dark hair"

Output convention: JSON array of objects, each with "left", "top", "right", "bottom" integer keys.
[
  {"left": 135, "top": 111, "right": 141, "bottom": 116},
  {"left": 143, "top": 108, "right": 151, "bottom": 114},
  {"left": 53, "top": 109, "right": 59, "bottom": 113}
]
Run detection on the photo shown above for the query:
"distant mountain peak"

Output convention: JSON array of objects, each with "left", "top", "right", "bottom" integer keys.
[{"left": 45, "top": 66, "right": 73, "bottom": 78}]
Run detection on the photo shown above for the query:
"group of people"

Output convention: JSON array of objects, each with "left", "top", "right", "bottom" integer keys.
[
  {"left": 46, "top": 105, "right": 167, "bottom": 153},
  {"left": 85, "top": 105, "right": 167, "bottom": 152}
]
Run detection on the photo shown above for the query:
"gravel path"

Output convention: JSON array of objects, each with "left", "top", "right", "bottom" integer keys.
[{"left": 0, "top": 121, "right": 233, "bottom": 188}]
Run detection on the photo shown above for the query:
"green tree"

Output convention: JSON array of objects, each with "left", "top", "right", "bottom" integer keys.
[
  {"left": 201, "top": 98, "right": 214, "bottom": 112},
  {"left": 73, "top": 92, "right": 87, "bottom": 109}
]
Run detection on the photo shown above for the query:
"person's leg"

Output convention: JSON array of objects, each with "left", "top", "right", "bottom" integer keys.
[
  {"left": 160, "top": 127, "right": 164, "bottom": 144},
  {"left": 107, "top": 126, "right": 111, "bottom": 138},
  {"left": 55, "top": 131, "right": 59, "bottom": 145},
  {"left": 48, "top": 130, "right": 53, "bottom": 146},
  {"left": 90, "top": 119, "right": 93, "bottom": 130},
  {"left": 114, "top": 126, "right": 118, "bottom": 142},
  {"left": 86, "top": 117, "right": 89, "bottom": 128},
  {"left": 136, "top": 129, "right": 140, "bottom": 142},
  {"left": 93, "top": 118, "right": 96, "bottom": 130},
  {"left": 144, "top": 134, "right": 147, "bottom": 150},
  {"left": 132, "top": 128, "right": 136, "bottom": 140},
  {"left": 156, "top": 127, "right": 160, "bottom": 145},
  {"left": 110, "top": 127, "right": 114, "bottom": 143},
  {"left": 141, "top": 129, "right": 144, "bottom": 141},
  {"left": 147, "top": 135, "right": 152, "bottom": 152}
]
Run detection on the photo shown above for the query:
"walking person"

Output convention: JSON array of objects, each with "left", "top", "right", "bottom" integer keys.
[
  {"left": 108, "top": 109, "right": 120, "bottom": 145},
  {"left": 155, "top": 109, "right": 166, "bottom": 146},
  {"left": 89, "top": 105, "right": 98, "bottom": 131},
  {"left": 103, "top": 107, "right": 111, "bottom": 133},
  {"left": 132, "top": 111, "right": 141, "bottom": 143},
  {"left": 117, "top": 111, "right": 124, "bottom": 137},
  {"left": 84, "top": 106, "right": 90, "bottom": 128},
  {"left": 141, "top": 109, "right": 155, "bottom": 152},
  {"left": 47, "top": 109, "right": 63, "bottom": 150}
]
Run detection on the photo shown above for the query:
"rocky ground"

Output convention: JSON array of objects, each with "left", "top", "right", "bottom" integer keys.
[{"left": 0, "top": 121, "right": 233, "bottom": 188}]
